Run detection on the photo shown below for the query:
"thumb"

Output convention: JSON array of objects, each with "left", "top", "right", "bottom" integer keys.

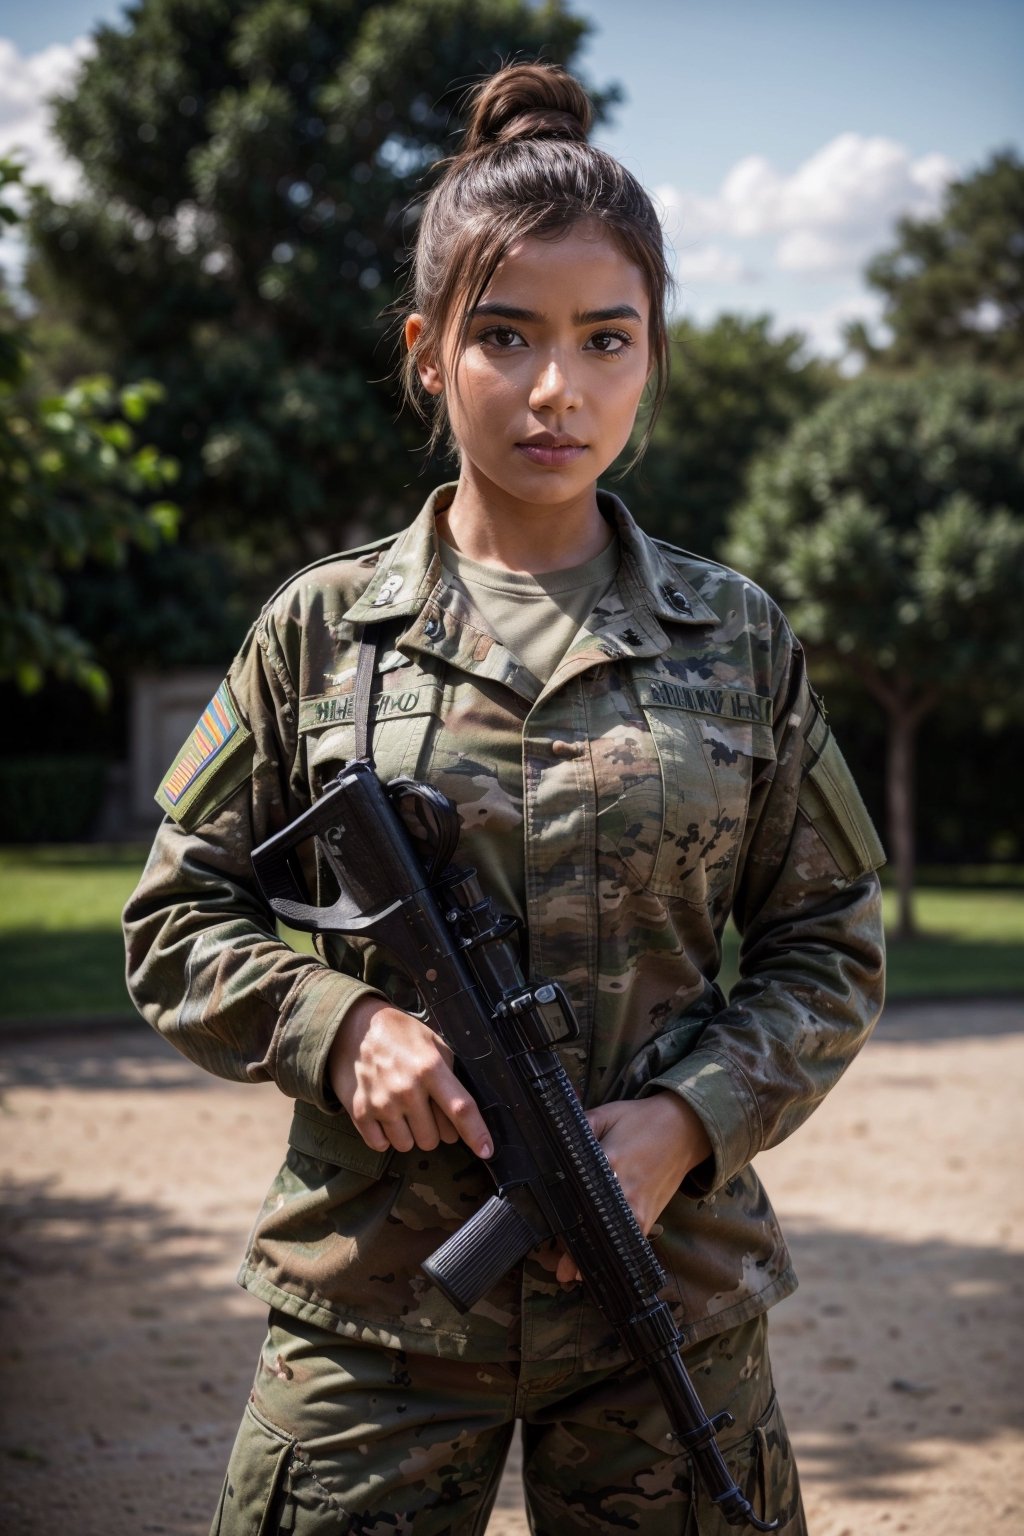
[{"left": 585, "top": 1101, "right": 620, "bottom": 1141}]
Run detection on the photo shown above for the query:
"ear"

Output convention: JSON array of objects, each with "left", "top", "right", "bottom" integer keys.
[{"left": 404, "top": 314, "right": 444, "bottom": 397}]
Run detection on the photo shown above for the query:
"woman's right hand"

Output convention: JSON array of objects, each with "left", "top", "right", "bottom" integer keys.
[{"left": 327, "top": 995, "right": 493, "bottom": 1160}]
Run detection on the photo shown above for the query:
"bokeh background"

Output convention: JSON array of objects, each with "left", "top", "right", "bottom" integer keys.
[
  {"left": 2, "top": 0, "right": 1023, "bottom": 1002},
  {"left": 0, "top": 5, "right": 1022, "bottom": 1531}
]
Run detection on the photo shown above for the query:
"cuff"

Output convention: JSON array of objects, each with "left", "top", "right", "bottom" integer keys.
[
  {"left": 271, "top": 966, "right": 387, "bottom": 1112},
  {"left": 640, "top": 1046, "right": 764, "bottom": 1194}
]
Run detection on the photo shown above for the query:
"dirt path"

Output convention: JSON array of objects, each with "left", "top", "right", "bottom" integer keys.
[{"left": 1, "top": 1001, "right": 1021, "bottom": 1534}]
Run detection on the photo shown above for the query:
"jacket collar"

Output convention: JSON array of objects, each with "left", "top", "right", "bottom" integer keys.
[
  {"left": 342, "top": 482, "right": 719, "bottom": 633},
  {"left": 598, "top": 489, "right": 718, "bottom": 628},
  {"left": 342, "top": 484, "right": 451, "bottom": 626}
]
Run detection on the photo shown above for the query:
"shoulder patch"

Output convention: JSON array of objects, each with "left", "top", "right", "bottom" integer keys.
[{"left": 155, "top": 681, "right": 254, "bottom": 826}]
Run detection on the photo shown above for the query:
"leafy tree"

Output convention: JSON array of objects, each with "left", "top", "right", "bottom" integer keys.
[
  {"left": 0, "top": 159, "right": 179, "bottom": 702},
  {"left": 846, "top": 149, "right": 1024, "bottom": 372},
  {"left": 725, "top": 370, "right": 1024, "bottom": 938},
  {"left": 624, "top": 314, "right": 835, "bottom": 558},
  {"left": 27, "top": 0, "right": 612, "bottom": 585}
]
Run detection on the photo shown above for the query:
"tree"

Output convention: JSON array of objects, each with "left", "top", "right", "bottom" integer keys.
[
  {"left": 0, "top": 159, "right": 179, "bottom": 702},
  {"left": 845, "top": 149, "right": 1024, "bottom": 372},
  {"left": 624, "top": 314, "right": 834, "bottom": 559},
  {"left": 26, "top": 0, "right": 612, "bottom": 583},
  {"left": 725, "top": 370, "right": 1024, "bottom": 939}
]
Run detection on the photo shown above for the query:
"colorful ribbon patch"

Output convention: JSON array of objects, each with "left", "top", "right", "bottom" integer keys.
[{"left": 162, "top": 682, "right": 240, "bottom": 805}]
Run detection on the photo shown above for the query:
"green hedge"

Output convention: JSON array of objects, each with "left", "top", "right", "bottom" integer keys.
[{"left": 0, "top": 757, "right": 109, "bottom": 842}]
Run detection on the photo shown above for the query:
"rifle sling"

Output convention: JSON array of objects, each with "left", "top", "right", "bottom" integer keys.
[{"left": 352, "top": 624, "right": 382, "bottom": 768}]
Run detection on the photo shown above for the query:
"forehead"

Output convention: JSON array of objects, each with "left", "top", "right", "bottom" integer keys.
[{"left": 476, "top": 222, "right": 649, "bottom": 311}]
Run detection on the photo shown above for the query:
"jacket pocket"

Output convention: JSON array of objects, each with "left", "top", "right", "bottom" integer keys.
[
  {"left": 300, "top": 661, "right": 443, "bottom": 796},
  {"left": 586, "top": 673, "right": 706, "bottom": 906},
  {"left": 591, "top": 670, "right": 774, "bottom": 906},
  {"left": 646, "top": 693, "right": 774, "bottom": 906}
]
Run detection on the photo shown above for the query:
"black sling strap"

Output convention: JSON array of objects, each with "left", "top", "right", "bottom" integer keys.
[{"left": 351, "top": 623, "right": 381, "bottom": 768}]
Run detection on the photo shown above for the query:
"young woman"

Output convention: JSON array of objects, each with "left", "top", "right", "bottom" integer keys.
[{"left": 124, "top": 62, "right": 885, "bottom": 1536}]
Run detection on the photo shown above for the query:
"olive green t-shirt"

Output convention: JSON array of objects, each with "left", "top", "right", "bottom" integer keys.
[
  {"left": 436, "top": 534, "right": 621, "bottom": 926},
  {"left": 438, "top": 535, "right": 621, "bottom": 686}
]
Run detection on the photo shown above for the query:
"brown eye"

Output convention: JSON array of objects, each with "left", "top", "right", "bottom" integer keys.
[
  {"left": 585, "top": 330, "right": 631, "bottom": 354},
  {"left": 478, "top": 325, "right": 526, "bottom": 349}
]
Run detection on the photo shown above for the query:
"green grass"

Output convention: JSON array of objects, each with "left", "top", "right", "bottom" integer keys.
[
  {"left": 0, "top": 845, "right": 150, "bottom": 1017},
  {"left": 718, "top": 885, "right": 1024, "bottom": 998},
  {"left": 878, "top": 886, "right": 1024, "bottom": 996},
  {"left": 0, "top": 846, "right": 1021, "bottom": 1020}
]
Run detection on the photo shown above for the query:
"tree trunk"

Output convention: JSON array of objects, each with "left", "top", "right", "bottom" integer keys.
[{"left": 886, "top": 706, "right": 917, "bottom": 940}]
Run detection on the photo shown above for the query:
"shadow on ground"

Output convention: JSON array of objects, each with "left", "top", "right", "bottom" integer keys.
[
  {"left": 0, "top": 1024, "right": 213, "bottom": 1092},
  {"left": 875, "top": 997, "right": 1023, "bottom": 1043},
  {"left": 0, "top": 1012, "right": 1020, "bottom": 1532}
]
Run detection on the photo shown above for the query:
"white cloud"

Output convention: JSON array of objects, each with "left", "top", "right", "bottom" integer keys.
[
  {"left": 776, "top": 229, "right": 859, "bottom": 274},
  {"left": 0, "top": 35, "right": 92, "bottom": 202},
  {"left": 658, "top": 132, "right": 959, "bottom": 279},
  {"left": 675, "top": 242, "right": 757, "bottom": 284},
  {"left": 779, "top": 291, "right": 888, "bottom": 365}
]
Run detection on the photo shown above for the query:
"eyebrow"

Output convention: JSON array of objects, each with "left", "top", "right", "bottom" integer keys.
[{"left": 470, "top": 302, "right": 643, "bottom": 325}]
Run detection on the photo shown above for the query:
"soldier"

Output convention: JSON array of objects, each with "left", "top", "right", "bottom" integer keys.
[{"left": 124, "top": 62, "right": 885, "bottom": 1535}]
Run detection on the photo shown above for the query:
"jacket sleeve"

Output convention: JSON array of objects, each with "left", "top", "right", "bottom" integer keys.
[
  {"left": 640, "top": 627, "right": 886, "bottom": 1194},
  {"left": 122, "top": 616, "right": 383, "bottom": 1108}
]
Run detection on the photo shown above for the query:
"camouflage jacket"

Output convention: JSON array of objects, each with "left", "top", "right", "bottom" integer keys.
[{"left": 123, "top": 484, "right": 885, "bottom": 1366}]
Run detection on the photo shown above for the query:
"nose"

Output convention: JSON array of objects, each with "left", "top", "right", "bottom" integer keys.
[{"left": 529, "top": 354, "right": 581, "bottom": 413}]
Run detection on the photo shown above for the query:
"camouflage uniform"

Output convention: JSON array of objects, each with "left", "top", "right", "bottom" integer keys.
[
  {"left": 124, "top": 483, "right": 884, "bottom": 1531},
  {"left": 212, "top": 1312, "right": 803, "bottom": 1534}
]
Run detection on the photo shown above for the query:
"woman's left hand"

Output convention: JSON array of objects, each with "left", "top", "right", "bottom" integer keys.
[{"left": 540, "top": 1092, "right": 713, "bottom": 1287}]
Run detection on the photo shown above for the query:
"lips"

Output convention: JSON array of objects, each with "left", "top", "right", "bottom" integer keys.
[{"left": 515, "top": 434, "right": 587, "bottom": 468}]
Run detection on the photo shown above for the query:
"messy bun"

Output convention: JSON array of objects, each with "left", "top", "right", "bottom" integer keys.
[
  {"left": 403, "top": 62, "right": 671, "bottom": 461},
  {"left": 461, "top": 62, "right": 592, "bottom": 152}
]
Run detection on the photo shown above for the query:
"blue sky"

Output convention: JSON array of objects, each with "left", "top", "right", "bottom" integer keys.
[{"left": 2, "top": 0, "right": 1021, "bottom": 355}]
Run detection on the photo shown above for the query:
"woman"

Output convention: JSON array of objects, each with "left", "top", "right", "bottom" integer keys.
[{"left": 124, "top": 62, "right": 885, "bottom": 1535}]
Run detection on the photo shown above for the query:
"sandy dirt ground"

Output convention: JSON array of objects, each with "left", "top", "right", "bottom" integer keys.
[{"left": 0, "top": 999, "right": 1021, "bottom": 1535}]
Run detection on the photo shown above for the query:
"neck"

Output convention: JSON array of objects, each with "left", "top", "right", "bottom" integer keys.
[{"left": 439, "top": 471, "right": 611, "bottom": 575}]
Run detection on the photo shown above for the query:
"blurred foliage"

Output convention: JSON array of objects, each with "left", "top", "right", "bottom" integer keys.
[
  {"left": 726, "top": 369, "right": 1024, "bottom": 930},
  {"left": 1, "top": 158, "right": 180, "bottom": 702},
  {"left": 0, "top": 755, "right": 110, "bottom": 842},
  {"left": 727, "top": 370, "right": 1024, "bottom": 705},
  {"left": 625, "top": 313, "right": 836, "bottom": 557},
  {"left": 27, "top": 0, "right": 611, "bottom": 601},
  {"left": 846, "top": 149, "right": 1024, "bottom": 372}
]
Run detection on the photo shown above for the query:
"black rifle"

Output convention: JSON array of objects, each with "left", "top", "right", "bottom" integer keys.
[{"left": 252, "top": 759, "right": 779, "bottom": 1531}]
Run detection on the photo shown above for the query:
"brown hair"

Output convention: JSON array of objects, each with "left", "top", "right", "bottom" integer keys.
[{"left": 401, "top": 62, "right": 672, "bottom": 462}]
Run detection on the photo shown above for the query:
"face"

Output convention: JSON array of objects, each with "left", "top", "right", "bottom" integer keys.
[{"left": 407, "top": 222, "right": 651, "bottom": 518}]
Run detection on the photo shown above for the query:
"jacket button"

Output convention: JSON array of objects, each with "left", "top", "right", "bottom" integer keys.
[
  {"left": 423, "top": 615, "right": 442, "bottom": 639},
  {"left": 551, "top": 740, "right": 583, "bottom": 758},
  {"left": 665, "top": 587, "right": 692, "bottom": 614}
]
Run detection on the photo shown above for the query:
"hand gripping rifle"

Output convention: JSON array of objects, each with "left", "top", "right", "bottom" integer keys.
[{"left": 252, "top": 759, "right": 779, "bottom": 1531}]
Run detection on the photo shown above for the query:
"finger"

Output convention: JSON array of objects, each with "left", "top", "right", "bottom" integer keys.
[
  {"left": 356, "top": 1118, "right": 390, "bottom": 1154},
  {"left": 533, "top": 1240, "right": 562, "bottom": 1275},
  {"left": 378, "top": 1115, "right": 416, "bottom": 1154},
  {"left": 555, "top": 1251, "right": 582, "bottom": 1285},
  {"left": 585, "top": 1103, "right": 615, "bottom": 1138},
  {"left": 403, "top": 1100, "right": 442, "bottom": 1152},
  {"left": 434, "top": 1069, "right": 493, "bottom": 1159},
  {"left": 433, "top": 1108, "right": 460, "bottom": 1144}
]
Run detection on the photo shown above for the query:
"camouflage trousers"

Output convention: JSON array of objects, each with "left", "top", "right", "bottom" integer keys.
[{"left": 211, "top": 1308, "right": 806, "bottom": 1535}]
